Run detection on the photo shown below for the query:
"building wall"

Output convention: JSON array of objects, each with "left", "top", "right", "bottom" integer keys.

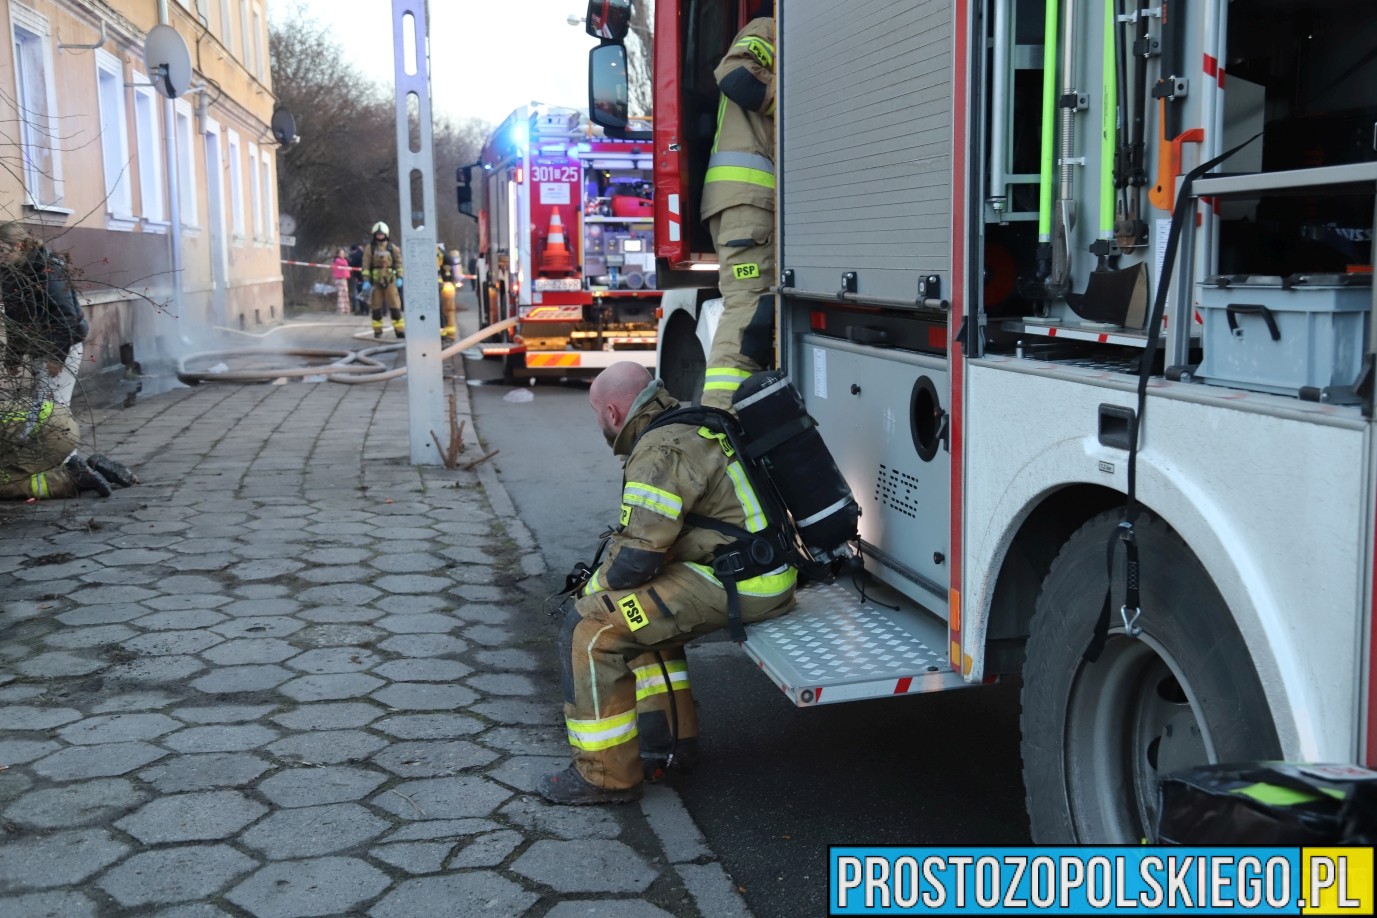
[{"left": 0, "top": 0, "right": 282, "bottom": 392}]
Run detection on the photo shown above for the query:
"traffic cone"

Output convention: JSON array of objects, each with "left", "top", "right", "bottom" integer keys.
[{"left": 539, "top": 209, "right": 575, "bottom": 275}]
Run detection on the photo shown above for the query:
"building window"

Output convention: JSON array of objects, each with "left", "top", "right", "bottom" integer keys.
[
  {"left": 10, "top": 4, "right": 64, "bottom": 208},
  {"left": 252, "top": 6, "right": 264, "bottom": 80},
  {"left": 226, "top": 129, "right": 244, "bottom": 238},
  {"left": 220, "top": 0, "right": 233, "bottom": 54},
  {"left": 174, "top": 99, "right": 198, "bottom": 227},
  {"left": 95, "top": 49, "right": 133, "bottom": 220},
  {"left": 248, "top": 141, "right": 261, "bottom": 238},
  {"left": 238, "top": 0, "right": 250, "bottom": 67},
  {"left": 260, "top": 151, "right": 273, "bottom": 241},
  {"left": 132, "top": 83, "right": 166, "bottom": 222}
]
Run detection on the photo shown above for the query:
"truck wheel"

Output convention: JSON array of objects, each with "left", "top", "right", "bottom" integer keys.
[
  {"left": 660, "top": 311, "right": 705, "bottom": 404},
  {"left": 1020, "top": 509, "right": 1281, "bottom": 843}
]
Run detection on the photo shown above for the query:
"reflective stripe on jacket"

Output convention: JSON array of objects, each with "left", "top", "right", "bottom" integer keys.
[{"left": 701, "top": 17, "right": 776, "bottom": 221}]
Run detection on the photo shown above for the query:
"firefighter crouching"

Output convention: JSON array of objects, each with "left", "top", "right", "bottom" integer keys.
[
  {"left": 700, "top": 3, "right": 776, "bottom": 410},
  {"left": 1, "top": 399, "right": 138, "bottom": 499},
  {"left": 363, "top": 222, "right": 405, "bottom": 339},
  {"left": 539, "top": 361, "right": 797, "bottom": 805}
]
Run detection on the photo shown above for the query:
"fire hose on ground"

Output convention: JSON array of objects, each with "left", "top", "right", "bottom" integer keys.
[{"left": 175, "top": 318, "right": 520, "bottom": 386}]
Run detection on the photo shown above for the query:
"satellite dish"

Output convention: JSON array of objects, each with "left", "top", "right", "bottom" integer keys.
[
  {"left": 143, "top": 25, "right": 192, "bottom": 99},
  {"left": 271, "top": 109, "right": 299, "bottom": 147}
]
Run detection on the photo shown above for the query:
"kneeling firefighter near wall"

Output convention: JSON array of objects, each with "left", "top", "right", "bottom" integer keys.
[{"left": 540, "top": 361, "right": 858, "bottom": 805}]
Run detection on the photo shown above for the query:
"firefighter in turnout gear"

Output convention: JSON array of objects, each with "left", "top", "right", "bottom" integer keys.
[
  {"left": 1, "top": 399, "right": 137, "bottom": 500},
  {"left": 700, "top": 6, "right": 776, "bottom": 409},
  {"left": 363, "top": 222, "right": 405, "bottom": 339},
  {"left": 438, "top": 245, "right": 458, "bottom": 345},
  {"left": 539, "top": 362, "right": 797, "bottom": 805}
]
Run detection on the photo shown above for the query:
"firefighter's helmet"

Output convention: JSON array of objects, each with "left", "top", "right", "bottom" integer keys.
[{"left": 371, "top": 222, "right": 389, "bottom": 238}]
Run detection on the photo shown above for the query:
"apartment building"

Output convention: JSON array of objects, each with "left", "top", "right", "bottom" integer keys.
[{"left": 1, "top": 0, "right": 282, "bottom": 390}]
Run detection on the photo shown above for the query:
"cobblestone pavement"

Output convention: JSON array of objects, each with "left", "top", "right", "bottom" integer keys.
[{"left": 0, "top": 317, "right": 751, "bottom": 917}]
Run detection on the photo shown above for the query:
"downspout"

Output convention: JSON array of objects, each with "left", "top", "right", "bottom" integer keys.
[{"left": 158, "top": 0, "right": 188, "bottom": 344}]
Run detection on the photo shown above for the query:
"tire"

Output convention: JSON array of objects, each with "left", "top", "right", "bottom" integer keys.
[{"left": 1020, "top": 509, "right": 1281, "bottom": 843}]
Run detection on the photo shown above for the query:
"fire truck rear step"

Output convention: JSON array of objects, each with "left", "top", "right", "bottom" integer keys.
[{"left": 741, "top": 580, "right": 973, "bottom": 706}]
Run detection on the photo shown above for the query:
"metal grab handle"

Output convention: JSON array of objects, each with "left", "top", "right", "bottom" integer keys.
[{"left": 1226, "top": 303, "right": 1281, "bottom": 341}]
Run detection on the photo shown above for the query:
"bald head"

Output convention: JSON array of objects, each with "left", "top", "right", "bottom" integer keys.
[{"left": 590, "top": 362, "right": 653, "bottom": 447}]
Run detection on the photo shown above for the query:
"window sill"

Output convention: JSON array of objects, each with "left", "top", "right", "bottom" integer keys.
[
  {"left": 106, "top": 215, "right": 139, "bottom": 232},
  {"left": 26, "top": 203, "right": 74, "bottom": 215},
  {"left": 141, "top": 220, "right": 170, "bottom": 235}
]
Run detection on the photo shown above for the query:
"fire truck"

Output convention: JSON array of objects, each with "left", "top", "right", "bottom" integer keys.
[
  {"left": 463, "top": 107, "right": 661, "bottom": 377},
  {"left": 584, "top": 0, "right": 1377, "bottom": 842}
]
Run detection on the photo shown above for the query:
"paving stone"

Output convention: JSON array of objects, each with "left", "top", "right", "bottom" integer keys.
[
  {"left": 270, "top": 702, "right": 383, "bottom": 730},
  {"left": 257, "top": 766, "right": 387, "bottom": 807},
  {"left": 447, "top": 829, "right": 523, "bottom": 868},
  {"left": 102, "top": 654, "right": 206, "bottom": 684},
  {"left": 211, "top": 616, "right": 304, "bottom": 638},
  {"left": 0, "top": 685, "right": 44, "bottom": 703},
  {"left": 461, "top": 624, "right": 511, "bottom": 646},
  {"left": 296, "top": 565, "right": 376, "bottom": 585},
  {"left": 3, "top": 778, "right": 147, "bottom": 829},
  {"left": 58, "top": 712, "right": 181, "bottom": 745},
  {"left": 174, "top": 704, "right": 279, "bottom": 724},
  {"left": 436, "top": 544, "right": 495, "bottom": 565},
  {"left": 371, "top": 682, "right": 476, "bottom": 711},
  {"left": 278, "top": 672, "right": 384, "bottom": 701},
  {"left": 512, "top": 839, "right": 657, "bottom": 894},
  {"left": 131, "top": 609, "right": 229, "bottom": 631},
  {"left": 155, "top": 574, "right": 232, "bottom": 594},
  {"left": 122, "top": 627, "right": 224, "bottom": 657},
  {"left": 371, "top": 740, "right": 498, "bottom": 777},
  {"left": 296, "top": 605, "right": 386, "bottom": 624},
  {"left": 66, "top": 584, "right": 159, "bottom": 605},
  {"left": 298, "top": 584, "right": 383, "bottom": 606},
  {"left": 41, "top": 623, "right": 136, "bottom": 649},
  {"left": 448, "top": 565, "right": 504, "bottom": 586},
  {"left": 285, "top": 647, "right": 379, "bottom": 674},
  {"left": 0, "top": 770, "right": 32, "bottom": 805},
  {"left": 200, "top": 638, "right": 299, "bottom": 665},
  {"left": 232, "top": 582, "right": 293, "bottom": 599},
  {"left": 300, "top": 546, "right": 373, "bottom": 565},
  {"left": 84, "top": 548, "right": 171, "bottom": 567},
  {"left": 372, "top": 658, "right": 472, "bottom": 682},
  {"left": 227, "top": 857, "right": 389, "bottom": 918},
  {"left": 97, "top": 844, "right": 258, "bottom": 907},
  {"left": 376, "top": 634, "right": 469, "bottom": 658},
  {"left": 227, "top": 558, "right": 306, "bottom": 580},
  {"left": 372, "top": 713, "right": 485, "bottom": 740},
  {"left": 0, "top": 738, "right": 61, "bottom": 765},
  {"left": 465, "top": 672, "right": 537, "bottom": 696},
  {"left": 545, "top": 902, "right": 675, "bottom": 918},
  {"left": 147, "top": 904, "right": 234, "bottom": 918},
  {"left": 190, "top": 664, "right": 293, "bottom": 694},
  {"left": 92, "top": 691, "right": 176, "bottom": 713},
  {"left": 115, "top": 790, "right": 267, "bottom": 843},
  {"left": 31, "top": 741, "right": 168, "bottom": 780},
  {"left": 383, "top": 817, "right": 501, "bottom": 842},
  {"left": 371, "top": 776, "right": 512, "bottom": 820},
  {"left": 499, "top": 795, "right": 624, "bottom": 840},
  {"left": 367, "top": 552, "right": 446, "bottom": 574},
  {"left": 79, "top": 566, "right": 165, "bottom": 585},
  {"left": 13, "top": 651, "right": 106, "bottom": 678},
  {"left": 292, "top": 623, "right": 387, "bottom": 647},
  {"left": 162, "top": 724, "right": 279, "bottom": 753},
  {"left": 218, "top": 599, "right": 303, "bottom": 618},
  {"left": 239, "top": 803, "right": 389, "bottom": 858},
  {"left": 374, "top": 594, "right": 452, "bottom": 616},
  {"left": 471, "top": 648, "right": 542, "bottom": 671},
  {"left": 369, "top": 872, "right": 537, "bottom": 918},
  {"left": 375, "top": 613, "right": 459, "bottom": 634},
  {"left": 55, "top": 603, "right": 149, "bottom": 626},
  {"left": 3, "top": 705, "right": 81, "bottom": 730},
  {"left": 453, "top": 584, "right": 506, "bottom": 602},
  {"left": 267, "top": 730, "right": 388, "bottom": 765},
  {"left": 140, "top": 753, "right": 273, "bottom": 792},
  {"left": 0, "top": 828, "right": 128, "bottom": 889},
  {"left": 369, "top": 841, "right": 453, "bottom": 874},
  {"left": 0, "top": 890, "right": 97, "bottom": 917},
  {"left": 486, "top": 755, "right": 569, "bottom": 794},
  {"left": 470, "top": 698, "right": 558, "bottom": 726}
]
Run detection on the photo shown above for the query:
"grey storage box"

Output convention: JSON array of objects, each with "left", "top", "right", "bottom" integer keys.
[{"left": 1197, "top": 273, "right": 1372, "bottom": 399}]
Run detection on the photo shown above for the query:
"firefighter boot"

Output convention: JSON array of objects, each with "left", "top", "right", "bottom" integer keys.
[
  {"left": 86, "top": 453, "right": 138, "bottom": 488},
  {"left": 64, "top": 455, "right": 112, "bottom": 497},
  {"left": 538, "top": 765, "right": 643, "bottom": 806}
]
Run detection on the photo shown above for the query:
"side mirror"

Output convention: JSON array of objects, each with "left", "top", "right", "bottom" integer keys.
[
  {"left": 589, "top": 43, "right": 630, "bottom": 132},
  {"left": 457, "top": 164, "right": 476, "bottom": 219},
  {"left": 585, "top": 0, "right": 631, "bottom": 41}
]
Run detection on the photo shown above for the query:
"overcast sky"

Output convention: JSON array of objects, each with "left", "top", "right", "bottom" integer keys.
[{"left": 271, "top": 0, "right": 602, "bottom": 127}]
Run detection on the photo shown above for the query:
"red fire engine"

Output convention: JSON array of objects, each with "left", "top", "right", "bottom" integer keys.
[{"left": 463, "top": 107, "right": 660, "bottom": 378}]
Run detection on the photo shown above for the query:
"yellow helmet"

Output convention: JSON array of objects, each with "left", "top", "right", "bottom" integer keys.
[{"left": 371, "top": 221, "right": 389, "bottom": 237}]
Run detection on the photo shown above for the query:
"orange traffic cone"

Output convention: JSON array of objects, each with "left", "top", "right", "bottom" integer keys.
[{"left": 539, "top": 209, "right": 575, "bottom": 275}]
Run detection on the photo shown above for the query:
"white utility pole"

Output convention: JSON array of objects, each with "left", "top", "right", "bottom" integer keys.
[{"left": 391, "top": 0, "right": 444, "bottom": 465}]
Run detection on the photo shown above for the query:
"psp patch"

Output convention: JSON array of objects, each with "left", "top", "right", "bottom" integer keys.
[
  {"left": 619, "top": 503, "right": 632, "bottom": 526},
  {"left": 733, "top": 262, "right": 761, "bottom": 281},
  {"left": 619, "top": 594, "right": 649, "bottom": 631}
]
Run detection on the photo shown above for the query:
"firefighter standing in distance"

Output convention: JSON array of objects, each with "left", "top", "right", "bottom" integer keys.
[
  {"left": 363, "top": 222, "right": 405, "bottom": 339},
  {"left": 700, "top": 2, "right": 775, "bottom": 409},
  {"left": 538, "top": 361, "right": 797, "bottom": 805}
]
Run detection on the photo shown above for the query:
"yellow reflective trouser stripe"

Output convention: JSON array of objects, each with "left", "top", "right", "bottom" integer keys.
[
  {"left": 725, "top": 461, "right": 767, "bottom": 533},
  {"left": 737, "top": 36, "right": 775, "bottom": 70},
  {"left": 703, "top": 368, "right": 751, "bottom": 392},
  {"left": 704, "top": 165, "right": 776, "bottom": 190},
  {"left": 29, "top": 472, "right": 49, "bottom": 498},
  {"left": 623, "top": 481, "right": 683, "bottom": 520},
  {"left": 633, "top": 659, "right": 691, "bottom": 701},
  {"left": 685, "top": 562, "right": 797, "bottom": 597},
  {"left": 566, "top": 708, "right": 638, "bottom": 752}
]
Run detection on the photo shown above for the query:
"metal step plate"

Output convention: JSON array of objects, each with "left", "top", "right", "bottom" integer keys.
[{"left": 741, "top": 580, "right": 974, "bottom": 706}]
